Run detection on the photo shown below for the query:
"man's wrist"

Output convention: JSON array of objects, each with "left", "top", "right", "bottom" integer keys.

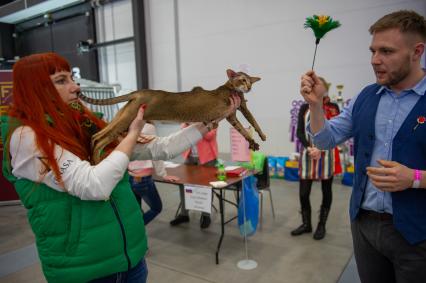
[{"left": 309, "top": 103, "right": 323, "bottom": 112}]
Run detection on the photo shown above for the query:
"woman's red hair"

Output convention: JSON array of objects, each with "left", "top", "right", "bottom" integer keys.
[{"left": 8, "top": 52, "right": 107, "bottom": 183}]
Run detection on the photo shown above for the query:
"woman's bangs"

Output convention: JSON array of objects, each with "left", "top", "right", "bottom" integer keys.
[{"left": 45, "top": 54, "right": 71, "bottom": 75}]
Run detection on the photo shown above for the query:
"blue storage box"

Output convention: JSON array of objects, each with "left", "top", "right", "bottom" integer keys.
[{"left": 342, "top": 172, "right": 354, "bottom": 186}]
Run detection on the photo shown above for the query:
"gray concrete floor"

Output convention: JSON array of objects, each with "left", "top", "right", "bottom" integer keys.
[{"left": 0, "top": 178, "right": 357, "bottom": 283}]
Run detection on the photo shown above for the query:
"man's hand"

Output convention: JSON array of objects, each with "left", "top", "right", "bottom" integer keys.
[
  {"left": 307, "top": 146, "right": 321, "bottom": 160},
  {"left": 366, "top": 160, "right": 413, "bottom": 192},
  {"left": 300, "top": 71, "right": 327, "bottom": 108}
]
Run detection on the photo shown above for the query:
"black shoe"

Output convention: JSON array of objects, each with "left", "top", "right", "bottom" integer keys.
[
  {"left": 313, "top": 223, "right": 326, "bottom": 240},
  {"left": 200, "top": 215, "right": 211, "bottom": 229},
  {"left": 170, "top": 215, "right": 190, "bottom": 226},
  {"left": 290, "top": 224, "right": 312, "bottom": 236},
  {"left": 291, "top": 209, "right": 312, "bottom": 236},
  {"left": 313, "top": 206, "right": 330, "bottom": 240}
]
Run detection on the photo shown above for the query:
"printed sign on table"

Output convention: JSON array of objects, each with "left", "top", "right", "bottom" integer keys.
[{"left": 184, "top": 184, "right": 212, "bottom": 213}]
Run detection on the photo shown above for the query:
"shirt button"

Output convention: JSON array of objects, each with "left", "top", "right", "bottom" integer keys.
[
  {"left": 385, "top": 143, "right": 388, "bottom": 147},
  {"left": 388, "top": 120, "right": 392, "bottom": 123}
]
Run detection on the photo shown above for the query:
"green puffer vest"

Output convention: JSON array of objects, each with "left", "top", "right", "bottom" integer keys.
[{"left": 1, "top": 116, "right": 147, "bottom": 283}]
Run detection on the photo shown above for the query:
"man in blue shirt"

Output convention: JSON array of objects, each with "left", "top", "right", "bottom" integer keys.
[{"left": 300, "top": 10, "right": 426, "bottom": 283}]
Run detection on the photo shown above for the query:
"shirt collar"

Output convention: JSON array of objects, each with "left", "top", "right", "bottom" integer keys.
[{"left": 376, "top": 68, "right": 426, "bottom": 96}]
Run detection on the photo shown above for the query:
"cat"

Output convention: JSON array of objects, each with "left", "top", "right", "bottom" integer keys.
[{"left": 78, "top": 69, "right": 266, "bottom": 164}]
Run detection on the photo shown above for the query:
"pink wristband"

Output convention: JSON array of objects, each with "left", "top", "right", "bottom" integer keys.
[
  {"left": 413, "top": 169, "right": 422, "bottom": 189},
  {"left": 414, "top": 169, "right": 421, "bottom": 181}
]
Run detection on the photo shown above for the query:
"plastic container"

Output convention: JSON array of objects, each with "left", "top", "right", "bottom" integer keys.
[{"left": 217, "top": 163, "right": 227, "bottom": 181}]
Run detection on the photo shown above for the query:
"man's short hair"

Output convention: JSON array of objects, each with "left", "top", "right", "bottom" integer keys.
[{"left": 369, "top": 10, "right": 426, "bottom": 42}]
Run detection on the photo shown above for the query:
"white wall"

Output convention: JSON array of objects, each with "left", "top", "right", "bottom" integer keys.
[
  {"left": 98, "top": 0, "right": 426, "bottom": 157},
  {"left": 145, "top": 0, "right": 425, "bottom": 156}
]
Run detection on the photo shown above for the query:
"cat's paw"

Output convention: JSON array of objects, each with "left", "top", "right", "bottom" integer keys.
[
  {"left": 249, "top": 141, "right": 260, "bottom": 151},
  {"left": 191, "top": 86, "right": 204, "bottom": 92},
  {"left": 260, "top": 133, "right": 266, "bottom": 141}
]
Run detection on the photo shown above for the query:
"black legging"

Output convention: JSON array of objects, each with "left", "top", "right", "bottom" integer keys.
[{"left": 299, "top": 177, "right": 333, "bottom": 211}]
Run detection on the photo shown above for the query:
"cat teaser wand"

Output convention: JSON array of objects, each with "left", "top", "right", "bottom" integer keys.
[{"left": 304, "top": 15, "right": 341, "bottom": 70}]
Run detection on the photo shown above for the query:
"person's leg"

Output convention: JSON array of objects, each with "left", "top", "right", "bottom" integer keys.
[
  {"left": 170, "top": 184, "right": 190, "bottom": 226},
  {"left": 383, "top": 221, "right": 426, "bottom": 283},
  {"left": 320, "top": 177, "right": 333, "bottom": 209},
  {"left": 129, "top": 176, "right": 142, "bottom": 205},
  {"left": 139, "top": 176, "right": 163, "bottom": 225},
  {"left": 291, "top": 179, "right": 313, "bottom": 236},
  {"left": 313, "top": 177, "right": 333, "bottom": 240},
  {"left": 299, "top": 179, "right": 313, "bottom": 211},
  {"left": 90, "top": 258, "right": 148, "bottom": 283},
  {"left": 178, "top": 184, "right": 190, "bottom": 216},
  {"left": 351, "top": 211, "right": 396, "bottom": 283},
  {"left": 199, "top": 159, "right": 216, "bottom": 228},
  {"left": 89, "top": 273, "right": 118, "bottom": 283},
  {"left": 200, "top": 191, "right": 214, "bottom": 229},
  {"left": 181, "top": 156, "right": 199, "bottom": 216},
  {"left": 126, "top": 259, "right": 148, "bottom": 283}
]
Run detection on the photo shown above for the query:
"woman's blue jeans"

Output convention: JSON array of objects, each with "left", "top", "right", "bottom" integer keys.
[
  {"left": 129, "top": 175, "right": 163, "bottom": 225},
  {"left": 90, "top": 259, "right": 148, "bottom": 282}
]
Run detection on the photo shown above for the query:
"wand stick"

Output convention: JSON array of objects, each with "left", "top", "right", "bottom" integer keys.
[{"left": 311, "top": 40, "right": 319, "bottom": 70}]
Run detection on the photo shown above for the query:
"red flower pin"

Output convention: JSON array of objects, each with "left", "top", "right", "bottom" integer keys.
[{"left": 414, "top": 116, "right": 425, "bottom": 131}]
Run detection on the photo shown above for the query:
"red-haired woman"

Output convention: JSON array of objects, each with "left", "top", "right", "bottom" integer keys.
[{"left": 1, "top": 52, "right": 240, "bottom": 283}]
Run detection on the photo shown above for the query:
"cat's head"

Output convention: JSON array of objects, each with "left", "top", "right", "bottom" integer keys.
[{"left": 226, "top": 69, "right": 261, "bottom": 93}]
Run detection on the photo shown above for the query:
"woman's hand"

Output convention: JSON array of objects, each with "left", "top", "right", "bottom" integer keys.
[
  {"left": 307, "top": 146, "right": 321, "bottom": 160},
  {"left": 115, "top": 105, "right": 146, "bottom": 159},
  {"left": 366, "top": 160, "right": 413, "bottom": 192},
  {"left": 127, "top": 105, "right": 146, "bottom": 138},
  {"left": 223, "top": 93, "right": 241, "bottom": 118},
  {"left": 212, "top": 94, "right": 241, "bottom": 123},
  {"left": 137, "top": 134, "right": 155, "bottom": 144},
  {"left": 195, "top": 94, "right": 241, "bottom": 134},
  {"left": 300, "top": 71, "right": 327, "bottom": 109},
  {"left": 163, "top": 175, "right": 180, "bottom": 182}
]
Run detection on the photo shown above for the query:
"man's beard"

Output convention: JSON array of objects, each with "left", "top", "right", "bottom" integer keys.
[
  {"left": 385, "top": 66, "right": 410, "bottom": 88},
  {"left": 381, "top": 55, "right": 411, "bottom": 89}
]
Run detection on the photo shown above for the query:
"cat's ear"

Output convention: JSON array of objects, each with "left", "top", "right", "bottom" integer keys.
[
  {"left": 250, "top": 76, "right": 261, "bottom": 83},
  {"left": 226, "top": 69, "right": 238, "bottom": 79}
]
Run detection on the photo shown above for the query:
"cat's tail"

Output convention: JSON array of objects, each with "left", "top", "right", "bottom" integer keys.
[{"left": 78, "top": 90, "right": 139, "bottom": 105}]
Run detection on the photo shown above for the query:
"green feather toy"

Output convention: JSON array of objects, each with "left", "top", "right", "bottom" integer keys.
[{"left": 304, "top": 15, "right": 341, "bottom": 70}]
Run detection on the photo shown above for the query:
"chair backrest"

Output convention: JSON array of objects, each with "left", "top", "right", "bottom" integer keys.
[{"left": 256, "top": 156, "right": 270, "bottom": 190}]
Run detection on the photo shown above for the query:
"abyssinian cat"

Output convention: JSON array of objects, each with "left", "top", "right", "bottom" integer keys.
[{"left": 78, "top": 69, "right": 266, "bottom": 164}]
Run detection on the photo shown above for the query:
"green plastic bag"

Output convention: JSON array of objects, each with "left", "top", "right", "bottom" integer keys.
[{"left": 251, "top": 151, "right": 266, "bottom": 172}]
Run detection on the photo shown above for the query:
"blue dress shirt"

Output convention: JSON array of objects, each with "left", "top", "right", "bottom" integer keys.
[{"left": 309, "top": 73, "right": 426, "bottom": 214}]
